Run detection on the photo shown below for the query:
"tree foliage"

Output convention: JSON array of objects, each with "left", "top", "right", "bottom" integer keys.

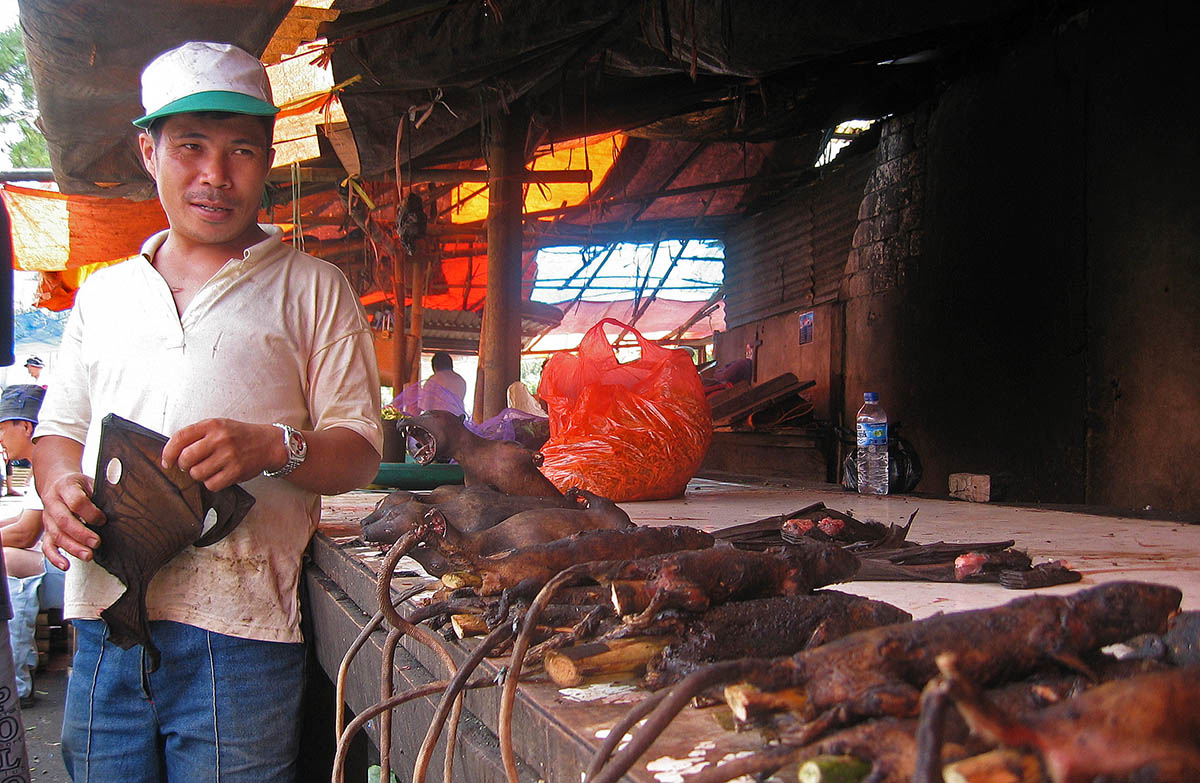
[{"left": 1, "top": 24, "right": 49, "bottom": 168}]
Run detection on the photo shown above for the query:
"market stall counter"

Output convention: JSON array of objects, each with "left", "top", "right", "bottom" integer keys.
[{"left": 305, "top": 480, "right": 1200, "bottom": 783}]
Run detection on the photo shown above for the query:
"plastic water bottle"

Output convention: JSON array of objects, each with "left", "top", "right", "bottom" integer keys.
[{"left": 856, "top": 392, "right": 889, "bottom": 495}]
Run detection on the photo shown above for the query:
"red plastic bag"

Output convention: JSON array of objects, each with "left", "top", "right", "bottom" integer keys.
[{"left": 537, "top": 319, "right": 713, "bottom": 501}]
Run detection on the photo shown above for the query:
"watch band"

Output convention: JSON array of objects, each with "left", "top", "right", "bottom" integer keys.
[{"left": 263, "top": 422, "right": 307, "bottom": 477}]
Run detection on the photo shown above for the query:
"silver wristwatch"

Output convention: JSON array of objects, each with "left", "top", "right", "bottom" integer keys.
[{"left": 263, "top": 423, "right": 307, "bottom": 477}]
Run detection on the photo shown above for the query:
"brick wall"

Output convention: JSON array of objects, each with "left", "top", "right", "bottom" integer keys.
[{"left": 844, "top": 108, "right": 929, "bottom": 299}]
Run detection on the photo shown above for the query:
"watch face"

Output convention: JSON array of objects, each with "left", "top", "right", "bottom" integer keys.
[{"left": 287, "top": 429, "right": 307, "bottom": 458}]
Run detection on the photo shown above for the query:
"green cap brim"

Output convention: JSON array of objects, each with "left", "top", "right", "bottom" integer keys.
[{"left": 133, "top": 90, "right": 279, "bottom": 129}]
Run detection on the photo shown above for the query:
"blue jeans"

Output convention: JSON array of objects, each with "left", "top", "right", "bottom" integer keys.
[{"left": 62, "top": 619, "right": 305, "bottom": 783}]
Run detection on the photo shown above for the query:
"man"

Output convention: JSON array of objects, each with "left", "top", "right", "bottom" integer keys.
[
  {"left": 0, "top": 383, "right": 63, "bottom": 707},
  {"left": 420, "top": 350, "right": 468, "bottom": 414},
  {"left": 33, "top": 41, "right": 382, "bottom": 782},
  {"left": 23, "top": 356, "right": 44, "bottom": 384}
]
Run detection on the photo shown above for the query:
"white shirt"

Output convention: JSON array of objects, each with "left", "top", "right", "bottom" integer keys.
[{"left": 35, "top": 226, "right": 382, "bottom": 643}]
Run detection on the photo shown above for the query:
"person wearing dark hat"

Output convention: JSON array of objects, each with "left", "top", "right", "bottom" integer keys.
[
  {"left": 0, "top": 383, "right": 64, "bottom": 707},
  {"left": 32, "top": 41, "right": 382, "bottom": 781},
  {"left": 23, "top": 356, "right": 44, "bottom": 384}
]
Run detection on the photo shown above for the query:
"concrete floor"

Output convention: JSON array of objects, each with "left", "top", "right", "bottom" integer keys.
[
  {"left": 18, "top": 664, "right": 70, "bottom": 781},
  {"left": 2, "top": 487, "right": 71, "bottom": 783}
]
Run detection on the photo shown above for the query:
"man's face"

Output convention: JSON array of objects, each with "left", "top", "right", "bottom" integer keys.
[
  {"left": 26, "top": 365, "right": 40, "bottom": 379},
  {"left": 0, "top": 420, "right": 33, "bottom": 461},
  {"left": 139, "top": 113, "right": 275, "bottom": 251}
]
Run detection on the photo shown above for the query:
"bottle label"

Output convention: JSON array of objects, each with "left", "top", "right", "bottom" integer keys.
[{"left": 857, "top": 422, "right": 888, "bottom": 446}]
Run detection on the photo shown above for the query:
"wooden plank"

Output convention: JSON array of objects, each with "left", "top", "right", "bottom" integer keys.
[
  {"left": 710, "top": 374, "right": 817, "bottom": 426},
  {"left": 704, "top": 380, "right": 751, "bottom": 410},
  {"left": 709, "top": 373, "right": 802, "bottom": 421}
]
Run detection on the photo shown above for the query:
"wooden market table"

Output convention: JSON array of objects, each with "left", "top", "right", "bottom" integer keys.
[{"left": 305, "top": 479, "right": 1200, "bottom": 783}]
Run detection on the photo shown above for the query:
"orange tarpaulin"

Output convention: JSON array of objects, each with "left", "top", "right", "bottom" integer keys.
[
  {"left": 447, "top": 134, "right": 624, "bottom": 224},
  {"left": 3, "top": 184, "right": 169, "bottom": 311},
  {"left": 3, "top": 184, "right": 167, "bottom": 271}
]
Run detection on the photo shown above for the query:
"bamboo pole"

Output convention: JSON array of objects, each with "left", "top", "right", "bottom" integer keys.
[
  {"left": 390, "top": 251, "right": 407, "bottom": 394},
  {"left": 543, "top": 637, "right": 672, "bottom": 687},
  {"left": 479, "top": 104, "right": 527, "bottom": 420},
  {"left": 408, "top": 257, "right": 427, "bottom": 384}
]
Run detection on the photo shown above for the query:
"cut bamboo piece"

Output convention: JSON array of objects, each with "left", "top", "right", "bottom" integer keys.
[
  {"left": 451, "top": 614, "right": 489, "bottom": 638},
  {"left": 942, "top": 749, "right": 1043, "bottom": 783},
  {"left": 543, "top": 637, "right": 671, "bottom": 687},
  {"left": 797, "top": 755, "right": 871, "bottom": 783},
  {"left": 724, "top": 682, "right": 809, "bottom": 724}
]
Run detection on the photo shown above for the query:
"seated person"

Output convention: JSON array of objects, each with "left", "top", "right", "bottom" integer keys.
[
  {"left": 419, "top": 351, "right": 468, "bottom": 416},
  {"left": 0, "top": 384, "right": 64, "bottom": 707},
  {"left": 390, "top": 352, "right": 469, "bottom": 417}
]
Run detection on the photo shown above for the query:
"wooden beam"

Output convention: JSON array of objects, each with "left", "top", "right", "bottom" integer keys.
[
  {"left": 408, "top": 258, "right": 427, "bottom": 384},
  {"left": 479, "top": 104, "right": 527, "bottom": 420},
  {"left": 409, "top": 168, "right": 592, "bottom": 184},
  {"left": 391, "top": 252, "right": 407, "bottom": 394},
  {"left": 0, "top": 169, "right": 54, "bottom": 182},
  {"left": 523, "top": 165, "right": 824, "bottom": 221},
  {"left": 661, "top": 285, "right": 725, "bottom": 342},
  {"left": 265, "top": 167, "right": 590, "bottom": 187}
]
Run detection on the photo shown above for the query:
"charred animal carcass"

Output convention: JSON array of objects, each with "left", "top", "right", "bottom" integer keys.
[{"left": 399, "top": 410, "right": 561, "bottom": 497}]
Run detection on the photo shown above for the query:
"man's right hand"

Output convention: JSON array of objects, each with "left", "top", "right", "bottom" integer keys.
[
  {"left": 40, "top": 471, "right": 105, "bottom": 570},
  {"left": 33, "top": 435, "right": 106, "bottom": 571}
]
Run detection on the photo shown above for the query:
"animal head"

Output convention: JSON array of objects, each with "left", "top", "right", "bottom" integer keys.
[
  {"left": 361, "top": 499, "right": 424, "bottom": 544},
  {"left": 399, "top": 410, "right": 468, "bottom": 464},
  {"left": 419, "top": 506, "right": 449, "bottom": 539}
]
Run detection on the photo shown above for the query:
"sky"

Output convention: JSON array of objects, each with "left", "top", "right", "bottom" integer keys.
[{"left": 532, "top": 241, "right": 724, "bottom": 304}]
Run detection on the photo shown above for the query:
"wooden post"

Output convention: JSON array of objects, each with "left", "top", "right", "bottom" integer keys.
[
  {"left": 480, "top": 104, "right": 526, "bottom": 420},
  {"left": 408, "top": 257, "right": 427, "bottom": 384},
  {"left": 391, "top": 251, "right": 407, "bottom": 395},
  {"left": 472, "top": 314, "right": 488, "bottom": 423}
]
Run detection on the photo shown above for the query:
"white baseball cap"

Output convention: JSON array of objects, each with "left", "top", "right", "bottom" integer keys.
[{"left": 133, "top": 41, "right": 279, "bottom": 129}]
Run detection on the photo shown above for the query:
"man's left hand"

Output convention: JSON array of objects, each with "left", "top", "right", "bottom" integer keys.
[{"left": 162, "top": 419, "right": 283, "bottom": 491}]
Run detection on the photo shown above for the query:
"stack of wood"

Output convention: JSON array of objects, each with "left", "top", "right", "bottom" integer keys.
[{"left": 708, "top": 373, "right": 816, "bottom": 429}]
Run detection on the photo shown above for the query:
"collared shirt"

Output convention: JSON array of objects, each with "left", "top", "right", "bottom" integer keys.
[{"left": 35, "top": 225, "right": 382, "bottom": 643}]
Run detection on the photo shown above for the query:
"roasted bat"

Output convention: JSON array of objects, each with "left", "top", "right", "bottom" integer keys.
[
  {"left": 424, "top": 487, "right": 632, "bottom": 557},
  {"left": 400, "top": 409, "right": 561, "bottom": 497},
  {"left": 928, "top": 656, "right": 1200, "bottom": 783},
  {"left": 361, "top": 484, "right": 575, "bottom": 544},
  {"left": 420, "top": 520, "right": 715, "bottom": 596},
  {"left": 643, "top": 590, "right": 912, "bottom": 690},
  {"left": 587, "top": 581, "right": 1182, "bottom": 783}
]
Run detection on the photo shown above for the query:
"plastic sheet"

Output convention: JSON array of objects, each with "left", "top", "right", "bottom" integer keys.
[{"left": 538, "top": 319, "right": 712, "bottom": 501}]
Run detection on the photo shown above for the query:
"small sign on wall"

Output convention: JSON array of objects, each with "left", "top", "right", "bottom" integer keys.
[{"left": 798, "top": 311, "right": 815, "bottom": 345}]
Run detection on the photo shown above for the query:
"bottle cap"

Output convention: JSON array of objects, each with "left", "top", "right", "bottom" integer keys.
[{"left": 863, "top": 392, "right": 878, "bottom": 402}]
